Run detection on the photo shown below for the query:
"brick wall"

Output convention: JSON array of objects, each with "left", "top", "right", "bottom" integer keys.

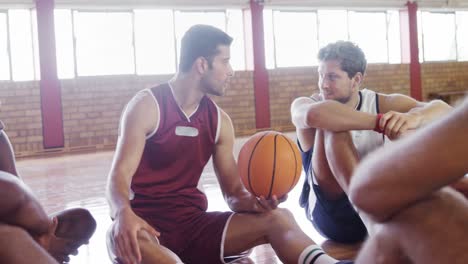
[
  {"left": 421, "top": 61, "right": 468, "bottom": 100},
  {"left": 1, "top": 62, "right": 467, "bottom": 157},
  {"left": 0, "top": 81, "right": 43, "bottom": 156}
]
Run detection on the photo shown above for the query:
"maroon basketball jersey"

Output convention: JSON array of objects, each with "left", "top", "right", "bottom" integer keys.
[{"left": 130, "top": 83, "right": 219, "bottom": 212}]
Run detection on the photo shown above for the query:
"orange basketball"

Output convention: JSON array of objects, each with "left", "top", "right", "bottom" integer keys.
[{"left": 238, "top": 131, "right": 302, "bottom": 199}]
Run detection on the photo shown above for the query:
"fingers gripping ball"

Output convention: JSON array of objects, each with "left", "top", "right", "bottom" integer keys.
[{"left": 238, "top": 131, "right": 302, "bottom": 199}]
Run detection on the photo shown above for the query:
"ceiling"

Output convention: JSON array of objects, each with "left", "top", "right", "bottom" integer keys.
[{"left": 1, "top": 0, "right": 467, "bottom": 10}]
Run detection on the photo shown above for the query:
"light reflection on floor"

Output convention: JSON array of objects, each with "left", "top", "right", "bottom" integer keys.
[{"left": 17, "top": 133, "right": 356, "bottom": 264}]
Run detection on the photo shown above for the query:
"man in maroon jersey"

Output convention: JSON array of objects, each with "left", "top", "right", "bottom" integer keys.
[
  {"left": 106, "top": 25, "right": 349, "bottom": 264},
  {"left": 0, "top": 120, "right": 96, "bottom": 263}
]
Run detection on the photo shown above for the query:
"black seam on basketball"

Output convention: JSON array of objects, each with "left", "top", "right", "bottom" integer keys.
[
  {"left": 267, "top": 134, "right": 278, "bottom": 199},
  {"left": 282, "top": 134, "right": 298, "bottom": 193},
  {"left": 248, "top": 132, "right": 269, "bottom": 197}
]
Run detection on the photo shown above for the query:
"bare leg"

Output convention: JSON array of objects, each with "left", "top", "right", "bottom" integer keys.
[
  {"left": 0, "top": 224, "right": 58, "bottom": 264},
  {"left": 224, "top": 208, "right": 319, "bottom": 264},
  {"left": 47, "top": 208, "right": 97, "bottom": 263},
  {"left": 106, "top": 224, "right": 182, "bottom": 264},
  {"left": 356, "top": 188, "right": 468, "bottom": 264},
  {"left": 312, "top": 129, "right": 344, "bottom": 199},
  {"left": 323, "top": 131, "right": 359, "bottom": 193}
]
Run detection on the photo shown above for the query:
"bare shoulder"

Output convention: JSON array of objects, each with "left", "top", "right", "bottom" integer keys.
[
  {"left": 377, "top": 93, "right": 424, "bottom": 113},
  {"left": 291, "top": 94, "right": 321, "bottom": 109},
  {"left": 121, "top": 89, "right": 159, "bottom": 136},
  {"left": 216, "top": 108, "right": 235, "bottom": 145}
]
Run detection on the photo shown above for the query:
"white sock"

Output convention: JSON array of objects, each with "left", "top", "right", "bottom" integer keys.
[{"left": 298, "top": 245, "right": 338, "bottom": 264}]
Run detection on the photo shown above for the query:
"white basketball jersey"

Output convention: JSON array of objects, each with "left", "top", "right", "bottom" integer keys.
[{"left": 351, "top": 89, "right": 387, "bottom": 159}]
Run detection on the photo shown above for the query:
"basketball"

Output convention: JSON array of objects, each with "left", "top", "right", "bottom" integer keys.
[{"left": 237, "top": 131, "right": 302, "bottom": 199}]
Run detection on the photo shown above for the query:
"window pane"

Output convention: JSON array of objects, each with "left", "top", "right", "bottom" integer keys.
[
  {"left": 226, "top": 9, "right": 245, "bottom": 70},
  {"left": 387, "top": 10, "right": 401, "bottom": 64},
  {"left": 8, "top": 9, "right": 35, "bottom": 81},
  {"left": 318, "top": 10, "right": 348, "bottom": 48},
  {"left": 54, "top": 9, "right": 75, "bottom": 79},
  {"left": 421, "top": 12, "right": 456, "bottom": 61},
  {"left": 263, "top": 9, "right": 275, "bottom": 69},
  {"left": 417, "top": 11, "right": 424, "bottom": 63},
  {"left": 31, "top": 9, "right": 40, "bottom": 80},
  {"left": 174, "top": 11, "right": 225, "bottom": 70},
  {"left": 74, "top": 11, "right": 134, "bottom": 76},
  {"left": 273, "top": 11, "right": 318, "bottom": 67},
  {"left": 0, "top": 12, "right": 10, "bottom": 80},
  {"left": 349, "top": 11, "right": 388, "bottom": 63},
  {"left": 456, "top": 11, "right": 468, "bottom": 61},
  {"left": 134, "top": 9, "right": 176, "bottom": 75}
]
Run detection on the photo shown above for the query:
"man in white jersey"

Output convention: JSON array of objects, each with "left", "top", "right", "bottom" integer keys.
[{"left": 290, "top": 41, "right": 452, "bottom": 243}]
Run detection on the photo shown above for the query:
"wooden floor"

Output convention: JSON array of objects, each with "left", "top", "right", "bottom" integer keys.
[{"left": 17, "top": 133, "right": 360, "bottom": 264}]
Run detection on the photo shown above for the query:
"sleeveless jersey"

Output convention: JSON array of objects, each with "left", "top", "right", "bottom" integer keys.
[
  {"left": 351, "top": 88, "right": 386, "bottom": 159},
  {"left": 130, "top": 83, "right": 220, "bottom": 212}
]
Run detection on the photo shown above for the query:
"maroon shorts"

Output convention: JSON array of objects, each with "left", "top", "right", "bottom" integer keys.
[{"left": 133, "top": 201, "right": 234, "bottom": 264}]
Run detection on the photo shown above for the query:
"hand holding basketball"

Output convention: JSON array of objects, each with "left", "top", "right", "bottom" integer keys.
[{"left": 238, "top": 131, "right": 302, "bottom": 199}]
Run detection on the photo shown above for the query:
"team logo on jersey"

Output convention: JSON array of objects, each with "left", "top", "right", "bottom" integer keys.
[{"left": 175, "top": 126, "right": 199, "bottom": 137}]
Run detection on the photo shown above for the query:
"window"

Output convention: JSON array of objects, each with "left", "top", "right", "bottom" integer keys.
[
  {"left": 8, "top": 9, "right": 36, "bottom": 81},
  {"left": 349, "top": 11, "right": 388, "bottom": 63},
  {"left": 387, "top": 10, "right": 401, "bottom": 64},
  {"left": 420, "top": 12, "right": 456, "bottom": 61},
  {"left": 317, "top": 10, "right": 348, "bottom": 48},
  {"left": 74, "top": 11, "right": 134, "bottom": 76},
  {"left": 0, "top": 12, "right": 10, "bottom": 80},
  {"left": 456, "top": 11, "right": 468, "bottom": 61},
  {"left": 54, "top": 9, "right": 75, "bottom": 79},
  {"left": 134, "top": 9, "right": 176, "bottom": 75},
  {"left": 263, "top": 9, "right": 275, "bottom": 69},
  {"left": 226, "top": 9, "right": 245, "bottom": 70},
  {"left": 273, "top": 11, "right": 318, "bottom": 67}
]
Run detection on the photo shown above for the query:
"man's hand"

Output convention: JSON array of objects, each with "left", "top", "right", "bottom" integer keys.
[
  {"left": 111, "top": 208, "right": 160, "bottom": 264},
  {"left": 379, "top": 111, "right": 422, "bottom": 140},
  {"left": 251, "top": 194, "right": 288, "bottom": 213}
]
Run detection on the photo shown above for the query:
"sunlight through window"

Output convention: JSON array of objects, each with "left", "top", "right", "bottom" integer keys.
[
  {"left": 0, "top": 12, "right": 10, "bottom": 80},
  {"left": 226, "top": 9, "right": 246, "bottom": 71},
  {"left": 54, "top": 9, "right": 75, "bottom": 79},
  {"left": 74, "top": 11, "right": 134, "bottom": 76},
  {"left": 263, "top": 9, "right": 275, "bottom": 69},
  {"left": 318, "top": 10, "right": 348, "bottom": 48},
  {"left": 421, "top": 12, "right": 456, "bottom": 62},
  {"left": 273, "top": 11, "right": 318, "bottom": 67},
  {"left": 349, "top": 11, "right": 388, "bottom": 63},
  {"left": 8, "top": 9, "right": 35, "bottom": 81},
  {"left": 456, "top": 11, "right": 468, "bottom": 61},
  {"left": 134, "top": 9, "right": 176, "bottom": 75}
]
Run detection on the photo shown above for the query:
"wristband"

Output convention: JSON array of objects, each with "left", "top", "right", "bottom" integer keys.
[{"left": 374, "top": 114, "right": 384, "bottom": 133}]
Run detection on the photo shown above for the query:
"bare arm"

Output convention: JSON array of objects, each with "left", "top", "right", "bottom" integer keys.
[
  {"left": 106, "top": 92, "right": 156, "bottom": 218},
  {"left": 291, "top": 95, "right": 376, "bottom": 151},
  {"left": 378, "top": 93, "right": 452, "bottom": 139},
  {"left": 0, "top": 171, "right": 50, "bottom": 236},
  {"left": 350, "top": 98, "right": 468, "bottom": 222},
  {"left": 213, "top": 110, "right": 279, "bottom": 213},
  {"left": 106, "top": 91, "right": 159, "bottom": 264}
]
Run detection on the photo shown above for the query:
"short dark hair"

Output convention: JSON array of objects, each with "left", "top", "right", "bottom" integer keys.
[
  {"left": 318, "top": 41, "right": 367, "bottom": 78},
  {"left": 179, "top": 24, "right": 233, "bottom": 73}
]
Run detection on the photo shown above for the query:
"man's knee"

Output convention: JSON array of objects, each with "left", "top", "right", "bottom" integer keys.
[
  {"left": 323, "top": 130, "right": 353, "bottom": 146},
  {"left": 264, "top": 208, "right": 298, "bottom": 230}
]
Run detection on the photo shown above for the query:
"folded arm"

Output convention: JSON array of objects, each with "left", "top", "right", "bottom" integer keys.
[{"left": 350, "top": 98, "right": 468, "bottom": 222}]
